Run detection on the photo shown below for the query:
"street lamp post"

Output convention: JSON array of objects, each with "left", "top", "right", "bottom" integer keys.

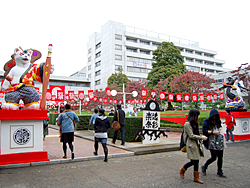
[{"left": 111, "top": 84, "right": 138, "bottom": 110}]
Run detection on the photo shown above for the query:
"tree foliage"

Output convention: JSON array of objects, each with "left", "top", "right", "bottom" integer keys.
[
  {"left": 170, "top": 70, "right": 216, "bottom": 96},
  {"left": 107, "top": 66, "right": 129, "bottom": 90},
  {"left": 147, "top": 42, "right": 186, "bottom": 90}
]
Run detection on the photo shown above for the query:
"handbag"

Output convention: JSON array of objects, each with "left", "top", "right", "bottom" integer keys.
[
  {"left": 198, "top": 140, "right": 204, "bottom": 157},
  {"left": 112, "top": 110, "right": 121, "bottom": 131}
]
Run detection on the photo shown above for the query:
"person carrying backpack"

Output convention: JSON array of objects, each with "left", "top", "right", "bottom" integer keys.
[{"left": 179, "top": 109, "right": 207, "bottom": 184}]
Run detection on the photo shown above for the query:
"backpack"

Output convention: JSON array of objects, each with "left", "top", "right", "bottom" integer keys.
[{"left": 180, "top": 130, "right": 187, "bottom": 152}]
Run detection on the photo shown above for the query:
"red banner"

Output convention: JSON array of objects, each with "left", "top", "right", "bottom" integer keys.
[
  {"left": 50, "top": 85, "right": 65, "bottom": 101},
  {"left": 114, "top": 99, "right": 117, "bottom": 104},
  {"left": 213, "top": 93, "right": 218, "bottom": 101},
  {"left": 151, "top": 90, "right": 156, "bottom": 100},
  {"left": 168, "top": 93, "right": 174, "bottom": 101},
  {"left": 192, "top": 94, "right": 197, "bottom": 102},
  {"left": 199, "top": 94, "right": 204, "bottom": 102},
  {"left": 46, "top": 89, "right": 52, "bottom": 101},
  {"left": 220, "top": 92, "right": 224, "bottom": 100},
  {"left": 176, "top": 93, "right": 182, "bottom": 101},
  {"left": 106, "top": 88, "right": 111, "bottom": 97},
  {"left": 88, "top": 90, "right": 94, "bottom": 100},
  {"left": 140, "top": 98, "right": 143, "bottom": 103},
  {"left": 159, "top": 91, "right": 165, "bottom": 100},
  {"left": 141, "top": 88, "right": 147, "bottom": 97},
  {"left": 136, "top": 99, "right": 139, "bottom": 104},
  {"left": 93, "top": 96, "right": 98, "bottom": 102},
  {"left": 127, "top": 99, "right": 131, "bottom": 104},
  {"left": 119, "top": 99, "right": 123, "bottom": 104},
  {"left": 98, "top": 97, "right": 103, "bottom": 103},
  {"left": 109, "top": 98, "right": 113, "bottom": 104},
  {"left": 96, "top": 89, "right": 102, "bottom": 92},
  {"left": 144, "top": 98, "right": 147, "bottom": 103},
  {"left": 78, "top": 91, "right": 84, "bottom": 101},
  {"left": 68, "top": 90, "right": 74, "bottom": 101},
  {"left": 207, "top": 94, "right": 211, "bottom": 101},
  {"left": 104, "top": 98, "right": 108, "bottom": 103},
  {"left": 0, "top": 91, "right": 4, "bottom": 98},
  {"left": 132, "top": 99, "right": 135, "bottom": 104},
  {"left": 184, "top": 94, "right": 189, "bottom": 102}
]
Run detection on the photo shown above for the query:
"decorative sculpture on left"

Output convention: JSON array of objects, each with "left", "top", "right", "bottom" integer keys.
[{"left": 2, "top": 45, "right": 52, "bottom": 110}]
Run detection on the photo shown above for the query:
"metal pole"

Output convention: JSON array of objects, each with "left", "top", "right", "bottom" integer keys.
[
  {"left": 123, "top": 83, "right": 126, "bottom": 110},
  {"left": 79, "top": 100, "right": 81, "bottom": 114}
]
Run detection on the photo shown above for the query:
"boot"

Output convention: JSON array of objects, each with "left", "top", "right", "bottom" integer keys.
[
  {"left": 217, "top": 170, "right": 227, "bottom": 178},
  {"left": 179, "top": 166, "right": 186, "bottom": 179},
  {"left": 201, "top": 165, "right": 206, "bottom": 176},
  {"left": 193, "top": 171, "right": 203, "bottom": 184}
]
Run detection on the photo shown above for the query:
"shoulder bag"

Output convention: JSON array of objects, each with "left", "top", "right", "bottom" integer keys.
[
  {"left": 65, "top": 111, "right": 77, "bottom": 131},
  {"left": 112, "top": 110, "right": 121, "bottom": 131}
]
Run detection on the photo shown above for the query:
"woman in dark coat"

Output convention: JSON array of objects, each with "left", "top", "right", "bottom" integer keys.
[
  {"left": 179, "top": 109, "right": 207, "bottom": 184},
  {"left": 93, "top": 109, "right": 111, "bottom": 162}
]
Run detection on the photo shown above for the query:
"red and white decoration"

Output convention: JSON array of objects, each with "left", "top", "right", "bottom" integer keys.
[
  {"left": 168, "top": 93, "right": 174, "bottom": 101},
  {"left": 159, "top": 92, "right": 165, "bottom": 100},
  {"left": 141, "top": 88, "right": 147, "bottom": 97}
]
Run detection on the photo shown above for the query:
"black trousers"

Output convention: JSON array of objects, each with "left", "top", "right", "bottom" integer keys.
[
  {"left": 204, "top": 149, "right": 223, "bottom": 172},
  {"left": 184, "top": 160, "right": 199, "bottom": 171}
]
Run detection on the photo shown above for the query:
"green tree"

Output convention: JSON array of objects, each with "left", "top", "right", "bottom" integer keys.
[
  {"left": 147, "top": 42, "right": 186, "bottom": 90},
  {"left": 107, "top": 66, "right": 130, "bottom": 90}
]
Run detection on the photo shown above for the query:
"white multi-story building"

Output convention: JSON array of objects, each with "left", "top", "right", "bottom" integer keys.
[{"left": 87, "top": 20, "right": 230, "bottom": 90}]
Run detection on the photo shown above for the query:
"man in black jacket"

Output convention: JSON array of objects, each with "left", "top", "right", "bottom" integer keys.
[{"left": 111, "top": 104, "right": 126, "bottom": 145}]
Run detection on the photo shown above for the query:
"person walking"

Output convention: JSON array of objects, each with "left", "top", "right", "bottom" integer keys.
[
  {"left": 58, "top": 104, "right": 79, "bottom": 160},
  {"left": 201, "top": 108, "right": 227, "bottom": 178},
  {"left": 93, "top": 109, "right": 111, "bottom": 162},
  {"left": 89, "top": 109, "right": 99, "bottom": 130},
  {"left": 179, "top": 109, "right": 207, "bottom": 184},
  {"left": 131, "top": 107, "right": 138, "bottom": 117},
  {"left": 225, "top": 110, "right": 236, "bottom": 142},
  {"left": 111, "top": 104, "right": 126, "bottom": 145}
]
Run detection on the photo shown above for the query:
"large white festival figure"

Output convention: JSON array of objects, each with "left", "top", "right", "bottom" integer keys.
[{"left": 2, "top": 45, "right": 53, "bottom": 110}]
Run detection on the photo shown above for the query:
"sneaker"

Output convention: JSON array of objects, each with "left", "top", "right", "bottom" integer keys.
[
  {"left": 201, "top": 165, "right": 206, "bottom": 176},
  {"left": 217, "top": 170, "right": 227, "bottom": 178},
  {"left": 93, "top": 151, "right": 98, "bottom": 156}
]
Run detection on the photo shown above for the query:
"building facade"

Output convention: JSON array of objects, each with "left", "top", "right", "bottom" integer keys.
[{"left": 86, "top": 21, "right": 230, "bottom": 90}]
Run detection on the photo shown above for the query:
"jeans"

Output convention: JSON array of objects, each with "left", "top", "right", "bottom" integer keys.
[
  {"left": 113, "top": 126, "right": 125, "bottom": 144},
  {"left": 184, "top": 160, "right": 199, "bottom": 171},
  {"left": 226, "top": 128, "right": 234, "bottom": 142}
]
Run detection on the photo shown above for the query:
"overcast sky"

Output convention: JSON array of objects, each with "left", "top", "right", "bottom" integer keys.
[{"left": 0, "top": 0, "right": 249, "bottom": 77}]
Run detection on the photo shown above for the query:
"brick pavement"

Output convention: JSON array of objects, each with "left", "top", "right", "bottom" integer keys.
[{"left": 44, "top": 128, "right": 132, "bottom": 160}]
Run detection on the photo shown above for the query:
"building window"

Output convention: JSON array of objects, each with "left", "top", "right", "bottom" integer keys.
[
  {"left": 115, "top": 44, "right": 122, "bottom": 50},
  {"left": 216, "top": 63, "right": 222, "bottom": 67},
  {"left": 88, "top": 73, "right": 91, "bottom": 78},
  {"left": 127, "top": 77, "right": 146, "bottom": 81},
  {"left": 115, "top": 34, "right": 122, "bottom": 40},
  {"left": 127, "top": 48, "right": 137, "bottom": 53},
  {"left": 127, "top": 66, "right": 148, "bottom": 73},
  {"left": 186, "top": 49, "right": 193, "bottom": 54},
  {"left": 88, "top": 56, "right": 91, "bottom": 62},
  {"left": 127, "top": 56, "right": 153, "bottom": 64},
  {"left": 126, "top": 37, "right": 137, "bottom": 43},
  {"left": 88, "top": 48, "right": 91, "bottom": 54},
  {"left": 115, "top": 54, "right": 122, "bottom": 61},
  {"left": 95, "top": 70, "right": 101, "bottom": 76},
  {"left": 88, "top": 65, "right": 91, "bottom": 71},
  {"left": 205, "top": 69, "right": 215, "bottom": 73},
  {"left": 205, "top": 61, "right": 214, "bottom": 66},
  {"left": 140, "top": 50, "right": 150, "bottom": 55},
  {"left": 95, "top": 79, "right": 101, "bottom": 85},
  {"left": 152, "top": 43, "right": 160, "bottom": 47},
  {"left": 186, "top": 58, "right": 193, "bottom": 62},
  {"left": 196, "top": 59, "right": 203, "bottom": 64},
  {"left": 204, "top": 53, "right": 214, "bottom": 58},
  {"left": 96, "top": 52, "right": 101, "bottom": 58},
  {"left": 195, "top": 51, "right": 202, "bottom": 55},
  {"left": 95, "top": 61, "right": 101, "bottom": 67},
  {"left": 186, "top": 65, "right": 200, "bottom": 72},
  {"left": 140, "top": 40, "right": 150, "bottom": 45},
  {"left": 96, "top": 42, "right": 101, "bottom": 49},
  {"left": 115, "top": 65, "right": 122, "bottom": 71}
]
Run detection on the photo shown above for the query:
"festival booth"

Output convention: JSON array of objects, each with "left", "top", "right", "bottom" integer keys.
[
  {"left": 220, "top": 111, "right": 250, "bottom": 141},
  {"left": 0, "top": 110, "right": 49, "bottom": 165}
]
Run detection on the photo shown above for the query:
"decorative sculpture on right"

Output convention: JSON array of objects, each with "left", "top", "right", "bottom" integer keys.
[{"left": 218, "top": 76, "right": 249, "bottom": 111}]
